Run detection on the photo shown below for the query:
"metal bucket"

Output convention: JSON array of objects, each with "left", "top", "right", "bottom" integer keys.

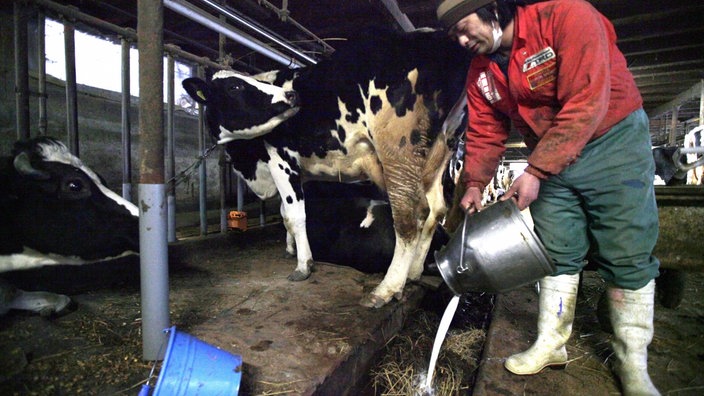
[{"left": 434, "top": 199, "right": 555, "bottom": 295}]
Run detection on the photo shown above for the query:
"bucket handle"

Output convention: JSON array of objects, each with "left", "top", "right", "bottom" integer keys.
[
  {"left": 457, "top": 213, "right": 471, "bottom": 274},
  {"left": 140, "top": 327, "right": 172, "bottom": 395}
]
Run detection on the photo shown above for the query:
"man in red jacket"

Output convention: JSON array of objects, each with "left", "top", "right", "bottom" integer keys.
[{"left": 437, "top": 1, "right": 660, "bottom": 395}]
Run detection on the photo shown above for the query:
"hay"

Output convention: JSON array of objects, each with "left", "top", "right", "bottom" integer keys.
[{"left": 370, "top": 309, "right": 485, "bottom": 395}]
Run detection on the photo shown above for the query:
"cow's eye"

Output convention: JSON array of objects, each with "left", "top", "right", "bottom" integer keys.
[
  {"left": 227, "top": 83, "right": 245, "bottom": 95},
  {"left": 66, "top": 179, "right": 84, "bottom": 192}
]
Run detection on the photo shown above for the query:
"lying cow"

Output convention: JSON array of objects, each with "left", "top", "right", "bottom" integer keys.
[
  {"left": 184, "top": 27, "right": 471, "bottom": 307},
  {"left": 303, "top": 181, "right": 448, "bottom": 274},
  {"left": 1, "top": 137, "right": 139, "bottom": 316}
]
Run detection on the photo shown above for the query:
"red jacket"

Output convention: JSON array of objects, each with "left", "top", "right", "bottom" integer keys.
[{"left": 463, "top": 0, "right": 642, "bottom": 189}]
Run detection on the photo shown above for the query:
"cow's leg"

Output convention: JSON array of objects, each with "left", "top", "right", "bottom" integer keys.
[
  {"left": 360, "top": 235, "right": 418, "bottom": 308},
  {"left": 281, "top": 200, "right": 314, "bottom": 280},
  {"left": 408, "top": 176, "right": 448, "bottom": 280},
  {"left": 407, "top": 231, "right": 434, "bottom": 281},
  {"left": 266, "top": 147, "right": 314, "bottom": 281},
  {"left": 1, "top": 279, "right": 72, "bottom": 316},
  {"left": 281, "top": 201, "right": 296, "bottom": 258},
  {"left": 360, "top": 149, "right": 449, "bottom": 307},
  {"left": 361, "top": 212, "right": 437, "bottom": 308}
]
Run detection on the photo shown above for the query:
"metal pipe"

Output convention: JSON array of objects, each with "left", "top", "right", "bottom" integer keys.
[
  {"left": 164, "top": 0, "right": 305, "bottom": 68},
  {"left": 256, "top": 0, "right": 335, "bottom": 54},
  {"left": 28, "top": 0, "right": 229, "bottom": 73},
  {"left": 260, "top": 200, "right": 266, "bottom": 226},
  {"left": 699, "top": 79, "right": 703, "bottom": 130},
  {"left": 37, "top": 9, "right": 47, "bottom": 135},
  {"left": 218, "top": 20, "right": 228, "bottom": 234},
  {"left": 164, "top": 43, "right": 230, "bottom": 71},
  {"left": 63, "top": 20, "right": 79, "bottom": 156},
  {"left": 219, "top": 147, "right": 228, "bottom": 233},
  {"left": 195, "top": 0, "right": 317, "bottom": 65},
  {"left": 679, "top": 147, "right": 704, "bottom": 155},
  {"left": 380, "top": 0, "right": 415, "bottom": 32},
  {"left": 237, "top": 176, "right": 244, "bottom": 211},
  {"left": 121, "top": 37, "right": 133, "bottom": 202},
  {"left": 138, "top": 183, "right": 169, "bottom": 361},
  {"left": 138, "top": 0, "right": 169, "bottom": 361},
  {"left": 166, "top": 54, "right": 177, "bottom": 243},
  {"left": 197, "top": 65, "right": 208, "bottom": 236},
  {"left": 14, "top": 0, "right": 30, "bottom": 140}
]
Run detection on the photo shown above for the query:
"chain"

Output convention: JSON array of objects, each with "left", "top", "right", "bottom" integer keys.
[{"left": 167, "top": 144, "right": 219, "bottom": 187}]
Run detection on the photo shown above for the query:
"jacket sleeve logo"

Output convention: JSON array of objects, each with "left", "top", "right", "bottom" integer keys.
[{"left": 477, "top": 70, "right": 502, "bottom": 104}]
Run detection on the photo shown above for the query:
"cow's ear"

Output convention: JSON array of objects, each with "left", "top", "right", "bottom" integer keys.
[{"left": 182, "top": 78, "right": 210, "bottom": 104}]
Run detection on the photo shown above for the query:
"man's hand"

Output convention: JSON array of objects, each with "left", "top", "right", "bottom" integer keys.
[
  {"left": 460, "top": 186, "right": 484, "bottom": 214},
  {"left": 501, "top": 172, "right": 540, "bottom": 210}
]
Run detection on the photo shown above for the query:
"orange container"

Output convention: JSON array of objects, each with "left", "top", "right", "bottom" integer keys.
[{"left": 227, "top": 211, "right": 247, "bottom": 231}]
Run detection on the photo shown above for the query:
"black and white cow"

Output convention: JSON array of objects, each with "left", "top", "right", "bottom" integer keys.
[
  {"left": 303, "top": 181, "right": 448, "bottom": 274},
  {"left": 653, "top": 135, "right": 704, "bottom": 186},
  {"left": 684, "top": 126, "right": 703, "bottom": 185},
  {"left": 1, "top": 137, "right": 139, "bottom": 315},
  {"left": 653, "top": 146, "right": 687, "bottom": 186},
  {"left": 184, "top": 27, "right": 471, "bottom": 308}
]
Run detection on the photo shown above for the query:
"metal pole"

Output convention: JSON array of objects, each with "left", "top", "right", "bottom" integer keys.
[
  {"left": 37, "top": 9, "right": 47, "bottom": 135},
  {"left": 699, "top": 79, "right": 704, "bottom": 128},
  {"left": 138, "top": 0, "right": 169, "bottom": 361},
  {"left": 195, "top": 0, "right": 317, "bottom": 65},
  {"left": 29, "top": 0, "right": 230, "bottom": 73},
  {"left": 218, "top": 15, "right": 228, "bottom": 234},
  {"left": 63, "top": 20, "right": 79, "bottom": 156},
  {"left": 219, "top": 146, "right": 228, "bottom": 233},
  {"left": 121, "top": 37, "right": 133, "bottom": 202},
  {"left": 164, "top": 0, "right": 305, "bottom": 68},
  {"left": 197, "top": 65, "right": 208, "bottom": 236},
  {"left": 166, "top": 54, "right": 177, "bottom": 242},
  {"left": 14, "top": 0, "right": 30, "bottom": 140},
  {"left": 260, "top": 200, "right": 266, "bottom": 226},
  {"left": 237, "top": 177, "right": 245, "bottom": 211}
]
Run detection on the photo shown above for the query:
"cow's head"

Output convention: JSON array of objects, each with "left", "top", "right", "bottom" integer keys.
[
  {"left": 183, "top": 70, "right": 300, "bottom": 144},
  {"left": 2, "top": 137, "right": 139, "bottom": 266}
]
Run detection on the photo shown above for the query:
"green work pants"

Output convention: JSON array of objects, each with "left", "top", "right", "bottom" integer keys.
[{"left": 530, "top": 109, "right": 660, "bottom": 290}]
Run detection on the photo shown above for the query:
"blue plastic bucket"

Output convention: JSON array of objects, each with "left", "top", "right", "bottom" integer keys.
[{"left": 153, "top": 326, "right": 242, "bottom": 396}]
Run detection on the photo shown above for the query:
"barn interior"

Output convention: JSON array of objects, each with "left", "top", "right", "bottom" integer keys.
[{"left": 1, "top": 0, "right": 703, "bottom": 395}]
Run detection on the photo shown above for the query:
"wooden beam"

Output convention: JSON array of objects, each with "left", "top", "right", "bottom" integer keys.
[{"left": 649, "top": 81, "right": 703, "bottom": 118}]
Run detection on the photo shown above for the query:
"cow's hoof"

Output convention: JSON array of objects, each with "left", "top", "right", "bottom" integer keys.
[
  {"left": 287, "top": 270, "right": 310, "bottom": 282},
  {"left": 42, "top": 299, "right": 77, "bottom": 318},
  {"left": 359, "top": 293, "right": 389, "bottom": 309}
]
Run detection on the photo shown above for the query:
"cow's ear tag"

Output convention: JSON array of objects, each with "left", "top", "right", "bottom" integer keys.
[{"left": 196, "top": 90, "right": 206, "bottom": 101}]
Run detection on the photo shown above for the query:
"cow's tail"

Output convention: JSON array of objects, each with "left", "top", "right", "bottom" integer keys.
[
  {"left": 421, "top": 137, "right": 451, "bottom": 191},
  {"left": 422, "top": 90, "right": 465, "bottom": 191}
]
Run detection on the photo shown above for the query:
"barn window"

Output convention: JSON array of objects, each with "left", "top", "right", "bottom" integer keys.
[{"left": 38, "top": 18, "right": 193, "bottom": 108}]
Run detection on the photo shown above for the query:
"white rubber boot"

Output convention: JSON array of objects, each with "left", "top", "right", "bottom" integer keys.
[
  {"left": 608, "top": 280, "right": 661, "bottom": 396},
  {"left": 505, "top": 273, "right": 580, "bottom": 375}
]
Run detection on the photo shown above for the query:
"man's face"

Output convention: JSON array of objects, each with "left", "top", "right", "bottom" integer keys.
[{"left": 448, "top": 13, "right": 497, "bottom": 55}]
